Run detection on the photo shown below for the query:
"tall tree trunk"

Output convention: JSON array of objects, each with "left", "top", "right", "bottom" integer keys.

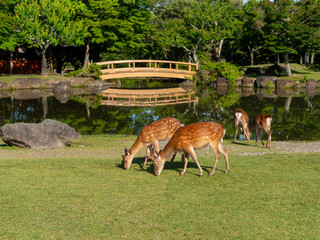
[
  {"left": 310, "top": 50, "right": 315, "bottom": 65},
  {"left": 305, "top": 53, "right": 309, "bottom": 66},
  {"left": 250, "top": 50, "right": 254, "bottom": 65},
  {"left": 83, "top": 41, "right": 90, "bottom": 69},
  {"left": 300, "top": 55, "right": 303, "bottom": 65},
  {"left": 274, "top": 54, "right": 280, "bottom": 65},
  {"left": 211, "top": 39, "right": 224, "bottom": 62},
  {"left": 284, "top": 53, "right": 292, "bottom": 77},
  {"left": 41, "top": 49, "right": 47, "bottom": 75},
  {"left": 10, "top": 52, "right": 13, "bottom": 74}
]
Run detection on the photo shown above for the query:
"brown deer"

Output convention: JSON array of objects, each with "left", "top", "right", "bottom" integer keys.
[
  {"left": 234, "top": 108, "right": 251, "bottom": 141},
  {"left": 252, "top": 113, "right": 272, "bottom": 148},
  {"left": 147, "top": 122, "right": 229, "bottom": 177},
  {"left": 122, "top": 117, "right": 183, "bottom": 170}
]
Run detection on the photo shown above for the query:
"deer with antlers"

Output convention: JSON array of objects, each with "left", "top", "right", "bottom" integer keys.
[
  {"left": 148, "top": 122, "right": 229, "bottom": 177},
  {"left": 234, "top": 108, "right": 251, "bottom": 141},
  {"left": 252, "top": 113, "right": 272, "bottom": 148},
  {"left": 122, "top": 117, "right": 183, "bottom": 170}
]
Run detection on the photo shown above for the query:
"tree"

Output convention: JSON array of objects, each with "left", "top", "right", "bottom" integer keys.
[
  {"left": 241, "top": 0, "right": 265, "bottom": 65},
  {"left": 261, "top": 0, "right": 298, "bottom": 76},
  {"left": 293, "top": 0, "right": 320, "bottom": 65},
  {"left": 80, "top": 0, "right": 119, "bottom": 69},
  {"left": 0, "top": 0, "right": 18, "bottom": 52},
  {"left": 154, "top": 0, "right": 242, "bottom": 64},
  {"left": 14, "top": 0, "right": 88, "bottom": 75}
]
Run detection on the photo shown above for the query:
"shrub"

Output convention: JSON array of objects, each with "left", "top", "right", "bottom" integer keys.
[
  {"left": 194, "top": 61, "right": 240, "bottom": 87},
  {"left": 299, "top": 75, "right": 308, "bottom": 83},
  {"left": 266, "top": 81, "right": 275, "bottom": 88},
  {"left": 66, "top": 63, "right": 102, "bottom": 80}
]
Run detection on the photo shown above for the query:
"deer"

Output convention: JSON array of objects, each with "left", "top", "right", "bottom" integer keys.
[
  {"left": 234, "top": 108, "right": 251, "bottom": 141},
  {"left": 122, "top": 117, "right": 184, "bottom": 170},
  {"left": 252, "top": 113, "right": 272, "bottom": 148},
  {"left": 147, "top": 122, "right": 229, "bottom": 177}
]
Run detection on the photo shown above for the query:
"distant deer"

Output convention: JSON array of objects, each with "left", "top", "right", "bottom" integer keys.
[
  {"left": 147, "top": 122, "right": 229, "bottom": 177},
  {"left": 234, "top": 108, "right": 251, "bottom": 141},
  {"left": 122, "top": 117, "right": 183, "bottom": 170},
  {"left": 252, "top": 113, "right": 272, "bottom": 148}
]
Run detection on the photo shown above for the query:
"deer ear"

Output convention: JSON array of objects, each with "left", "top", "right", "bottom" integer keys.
[
  {"left": 125, "top": 148, "right": 130, "bottom": 156},
  {"left": 154, "top": 150, "right": 160, "bottom": 158}
]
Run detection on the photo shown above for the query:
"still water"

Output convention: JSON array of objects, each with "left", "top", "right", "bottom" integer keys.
[{"left": 0, "top": 78, "right": 319, "bottom": 141}]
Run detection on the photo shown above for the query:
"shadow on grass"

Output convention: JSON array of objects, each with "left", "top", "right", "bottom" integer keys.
[
  {"left": 232, "top": 141, "right": 251, "bottom": 146},
  {"left": 116, "top": 156, "right": 228, "bottom": 177}
]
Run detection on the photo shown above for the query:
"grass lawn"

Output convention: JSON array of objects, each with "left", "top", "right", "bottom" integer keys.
[
  {"left": 0, "top": 135, "right": 319, "bottom": 239},
  {"left": 243, "top": 63, "right": 320, "bottom": 80}
]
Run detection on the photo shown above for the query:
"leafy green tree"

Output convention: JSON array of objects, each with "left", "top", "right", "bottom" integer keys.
[
  {"left": 154, "top": 0, "right": 242, "bottom": 64},
  {"left": 0, "top": 0, "right": 18, "bottom": 52},
  {"left": 80, "top": 0, "right": 119, "bottom": 68},
  {"left": 241, "top": 0, "right": 265, "bottom": 65},
  {"left": 261, "top": 0, "right": 297, "bottom": 76},
  {"left": 14, "top": 0, "right": 88, "bottom": 75},
  {"left": 293, "top": 0, "right": 320, "bottom": 65}
]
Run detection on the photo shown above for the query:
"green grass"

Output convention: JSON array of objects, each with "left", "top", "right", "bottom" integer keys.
[
  {"left": 0, "top": 74, "right": 67, "bottom": 83},
  {"left": 0, "top": 135, "right": 319, "bottom": 239},
  {"left": 243, "top": 63, "right": 320, "bottom": 80}
]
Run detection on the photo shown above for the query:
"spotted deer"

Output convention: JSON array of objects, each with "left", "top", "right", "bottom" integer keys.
[
  {"left": 234, "top": 108, "right": 251, "bottom": 141},
  {"left": 147, "top": 122, "right": 229, "bottom": 177},
  {"left": 253, "top": 113, "right": 272, "bottom": 148},
  {"left": 122, "top": 117, "right": 183, "bottom": 170}
]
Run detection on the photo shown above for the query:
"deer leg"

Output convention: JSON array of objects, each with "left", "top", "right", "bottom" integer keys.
[
  {"left": 259, "top": 128, "right": 265, "bottom": 147},
  {"left": 186, "top": 149, "right": 203, "bottom": 177},
  {"left": 180, "top": 154, "right": 189, "bottom": 176},
  {"left": 218, "top": 143, "right": 229, "bottom": 173},
  {"left": 209, "top": 143, "right": 221, "bottom": 176},
  {"left": 143, "top": 145, "right": 152, "bottom": 169},
  {"left": 254, "top": 125, "right": 259, "bottom": 147},
  {"left": 234, "top": 125, "right": 239, "bottom": 141},
  {"left": 267, "top": 130, "right": 272, "bottom": 148},
  {"left": 167, "top": 153, "right": 176, "bottom": 169},
  {"left": 262, "top": 124, "right": 271, "bottom": 148},
  {"left": 243, "top": 124, "right": 250, "bottom": 141}
]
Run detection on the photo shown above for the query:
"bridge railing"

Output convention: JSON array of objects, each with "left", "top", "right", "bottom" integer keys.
[{"left": 96, "top": 60, "right": 198, "bottom": 72}]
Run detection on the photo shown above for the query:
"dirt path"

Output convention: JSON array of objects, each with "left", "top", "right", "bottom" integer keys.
[{"left": 0, "top": 140, "right": 319, "bottom": 160}]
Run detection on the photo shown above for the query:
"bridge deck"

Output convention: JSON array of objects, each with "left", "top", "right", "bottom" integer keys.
[{"left": 95, "top": 60, "right": 198, "bottom": 80}]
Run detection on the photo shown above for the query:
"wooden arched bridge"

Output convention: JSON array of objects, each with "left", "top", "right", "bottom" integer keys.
[{"left": 95, "top": 60, "right": 199, "bottom": 80}]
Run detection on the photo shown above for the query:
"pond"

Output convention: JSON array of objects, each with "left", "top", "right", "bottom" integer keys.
[{"left": 0, "top": 78, "right": 319, "bottom": 141}]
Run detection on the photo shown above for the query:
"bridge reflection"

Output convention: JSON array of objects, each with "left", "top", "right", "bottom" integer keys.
[{"left": 101, "top": 87, "right": 198, "bottom": 106}]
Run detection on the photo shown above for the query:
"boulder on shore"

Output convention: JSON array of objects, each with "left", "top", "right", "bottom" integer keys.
[{"left": 0, "top": 119, "right": 81, "bottom": 149}]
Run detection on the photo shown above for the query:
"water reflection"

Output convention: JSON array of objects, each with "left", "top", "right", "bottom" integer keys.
[
  {"left": 101, "top": 87, "right": 198, "bottom": 106},
  {"left": 0, "top": 79, "right": 319, "bottom": 141}
]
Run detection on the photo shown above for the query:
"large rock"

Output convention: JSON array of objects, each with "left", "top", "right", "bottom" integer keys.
[
  {"left": 0, "top": 81, "right": 9, "bottom": 90},
  {"left": 11, "top": 78, "right": 44, "bottom": 89},
  {"left": 216, "top": 76, "right": 228, "bottom": 87},
  {"left": 0, "top": 119, "right": 81, "bottom": 149},
  {"left": 245, "top": 67, "right": 262, "bottom": 76},
  {"left": 255, "top": 76, "right": 277, "bottom": 88},
  {"left": 242, "top": 77, "right": 253, "bottom": 88},
  {"left": 265, "top": 64, "right": 282, "bottom": 76},
  {"left": 306, "top": 78, "right": 317, "bottom": 88},
  {"left": 53, "top": 80, "right": 73, "bottom": 103},
  {"left": 275, "top": 79, "right": 295, "bottom": 89}
]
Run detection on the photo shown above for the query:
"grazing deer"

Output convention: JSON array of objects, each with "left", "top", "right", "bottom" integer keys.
[
  {"left": 148, "top": 122, "right": 229, "bottom": 177},
  {"left": 253, "top": 113, "right": 272, "bottom": 148},
  {"left": 122, "top": 117, "right": 183, "bottom": 170},
  {"left": 234, "top": 108, "right": 251, "bottom": 141}
]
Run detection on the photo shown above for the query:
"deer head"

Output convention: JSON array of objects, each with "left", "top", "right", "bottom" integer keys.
[
  {"left": 147, "top": 147, "right": 165, "bottom": 176},
  {"left": 122, "top": 148, "right": 133, "bottom": 170}
]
